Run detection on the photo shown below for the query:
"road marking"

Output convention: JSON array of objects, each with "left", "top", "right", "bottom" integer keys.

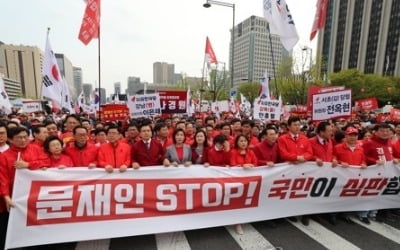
[
  {"left": 352, "top": 217, "right": 400, "bottom": 244},
  {"left": 288, "top": 219, "right": 360, "bottom": 250},
  {"left": 226, "top": 223, "right": 277, "bottom": 250},
  {"left": 155, "top": 231, "right": 191, "bottom": 250},
  {"left": 75, "top": 239, "right": 110, "bottom": 250}
]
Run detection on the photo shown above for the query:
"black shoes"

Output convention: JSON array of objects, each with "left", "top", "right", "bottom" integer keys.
[
  {"left": 301, "top": 216, "right": 310, "bottom": 226},
  {"left": 359, "top": 217, "right": 371, "bottom": 225}
]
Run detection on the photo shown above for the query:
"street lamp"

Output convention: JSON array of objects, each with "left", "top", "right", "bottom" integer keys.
[{"left": 203, "top": 0, "right": 235, "bottom": 89}]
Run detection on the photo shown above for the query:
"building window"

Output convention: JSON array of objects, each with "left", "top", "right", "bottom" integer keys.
[
  {"left": 333, "top": 0, "right": 348, "bottom": 72},
  {"left": 348, "top": 0, "right": 364, "bottom": 68},
  {"left": 364, "top": 0, "right": 383, "bottom": 73},
  {"left": 383, "top": 0, "right": 400, "bottom": 75}
]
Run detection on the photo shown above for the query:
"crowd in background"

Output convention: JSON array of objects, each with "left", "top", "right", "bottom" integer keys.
[{"left": 0, "top": 110, "right": 400, "bottom": 247}]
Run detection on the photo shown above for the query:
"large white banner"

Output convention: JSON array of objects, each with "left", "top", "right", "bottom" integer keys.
[
  {"left": 312, "top": 89, "right": 352, "bottom": 121},
  {"left": 127, "top": 93, "right": 161, "bottom": 118},
  {"left": 6, "top": 163, "right": 400, "bottom": 249}
]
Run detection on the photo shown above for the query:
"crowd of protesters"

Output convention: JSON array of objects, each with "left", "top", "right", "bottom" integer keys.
[{"left": 0, "top": 109, "right": 400, "bottom": 247}]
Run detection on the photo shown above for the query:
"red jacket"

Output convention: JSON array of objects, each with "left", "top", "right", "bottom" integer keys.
[
  {"left": 308, "top": 136, "right": 334, "bottom": 162},
  {"left": 277, "top": 133, "right": 313, "bottom": 162},
  {"left": 230, "top": 149, "right": 258, "bottom": 167},
  {"left": 49, "top": 154, "right": 74, "bottom": 167},
  {"left": 65, "top": 143, "right": 98, "bottom": 167},
  {"left": 253, "top": 140, "right": 279, "bottom": 166},
  {"left": 191, "top": 147, "right": 209, "bottom": 164},
  {"left": 392, "top": 140, "right": 400, "bottom": 159},
  {"left": 334, "top": 143, "right": 366, "bottom": 165},
  {"left": 98, "top": 142, "right": 131, "bottom": 168},
  {"left": 0, "top": 144, "right": 50, "bottom": 197},
  {"left": 131, "top": 139, "right": 165, "bottom": 166},
  {"left": 207, "top": 147, "right": 231, "bottom": 166},
  {"left": 362, "top": 136, "right": 394, "bottom": 165}
]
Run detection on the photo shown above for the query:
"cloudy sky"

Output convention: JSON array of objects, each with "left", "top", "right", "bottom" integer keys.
[{"left": 0, "top": 0, "right": 318, "bottom": 95}]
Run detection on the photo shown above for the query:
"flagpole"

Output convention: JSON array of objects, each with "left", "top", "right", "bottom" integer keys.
[
  {"left": 97, "top": 25, "right": 101, "bottom": 113},
  {"left": 267, "top": 25, "right": 279, "bottom": 97},
  {"left": 200, "top": 54, "right": 207, "bottom": 112}
]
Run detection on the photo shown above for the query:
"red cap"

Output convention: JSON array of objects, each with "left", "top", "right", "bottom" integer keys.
[{"left": 345, "top": 127, "right": 358, "bottom": 135}]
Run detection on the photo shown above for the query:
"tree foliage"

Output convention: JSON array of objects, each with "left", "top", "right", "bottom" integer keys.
[
  {"left": 329, "top": 69, "right": 400, "bottom": 105},
  {"left": 237, "top": 82, "right": 260, "bottom": 105}
]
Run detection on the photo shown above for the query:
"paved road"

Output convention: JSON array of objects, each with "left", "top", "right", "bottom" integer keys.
[{"left": 15, "top": 213, "right": 400, "bottom": 250}]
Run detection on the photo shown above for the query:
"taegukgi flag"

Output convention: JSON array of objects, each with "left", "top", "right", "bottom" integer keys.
[
  {"left": 41, "top": 33, "right": 63, "bottom": 107},
  {"left": 0, "top": 75, "right": 12, "bottom": 114}
]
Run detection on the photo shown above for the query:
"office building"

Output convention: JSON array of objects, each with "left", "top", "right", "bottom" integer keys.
[
  {"left": 153, "top": 62, "right": 175, "bottom": 84},
  {"left": 114, "top": 82, "right": 121, "bottom": 95},
  {"left": 0, "top": 42, "right": 43, "bottom": 99},
  {"left": 82, "top": 83, "right": 93, "bottom": 100},
  {"left": 230, "top": 15, "right": 290, "bottom": 86},
  {"left": 317, "top": 0, "right": 400, "bottom": 77},
  {"left": 2, "top": 77, "right": 21, "bottom": 100},
  {"left": 73, "top": 67, "right": 83, "bottom": 97},
  {"left": 127, "top": 76, "right": 141, "bottom": 95},
  {"left": 55, "top": 53, "right": 75, "bottom": 98}
]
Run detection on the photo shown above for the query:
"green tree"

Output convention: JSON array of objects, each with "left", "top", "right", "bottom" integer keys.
[
  {"left": 237, "top": 82, "right": 260, "bottom": 106},
  {"left": 329, "top": 69, "right": 400, "bottom": 105}
]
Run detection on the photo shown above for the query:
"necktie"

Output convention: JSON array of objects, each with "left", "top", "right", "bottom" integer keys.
[
  {"left": 145, "top": 141, "right": 150, "bottom": 150},
  {"left": 293, "top": 135, "right": 298, "bottom": 141}
]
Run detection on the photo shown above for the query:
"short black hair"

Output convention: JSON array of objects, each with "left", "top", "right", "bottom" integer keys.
[
  {"left": 95, "top": 128, "right": 107, "bottom": 136},
  {"left": 32, "top": 125, "right": 47, "bottom": 136},
  {"left": 65, "top": 114, "right": 81, "bottom": 123},
  {"left": 241, "top": 119, "right": 255, "bottom": 127},
  {"left": 154, "top": 122, "right": 167, "bottom": 132},
  {"left": 43, "top": 135, "right": 64, "bottom": 154},
  {"left": 231, "top": 118, "right": 241, "bottom": 125},
  {"left": 73, "top": 126, "right": 88, "bottom": 134},
  {"left": 106, "top": 125, "right": 120, "bottom": 134},
  {"left": 8, "top": 127, "right": 29, "bottom": 139},
  {"left": 139, "top": 122, "right": 152, "bottom": 133},
  {"left": 373, "top": 123, "right": 391, "bottom": 131},
  {"left": 287, "top": 116, "right": 301, "bottom": 126},
  {"left": 316, "top": 121, "right": 331, "bottom": 134},
  {"left": 213, "top": 134, "right": 227, "bottom": 145}
]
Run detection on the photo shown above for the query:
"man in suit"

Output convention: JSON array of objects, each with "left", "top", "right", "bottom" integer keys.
[{"left": 132, "top": 123, "right": 165, "bottom": 168}]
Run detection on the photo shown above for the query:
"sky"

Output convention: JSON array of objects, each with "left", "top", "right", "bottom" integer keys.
[{"left": 0, "top": 0, "right": 318, "bottom": 96}]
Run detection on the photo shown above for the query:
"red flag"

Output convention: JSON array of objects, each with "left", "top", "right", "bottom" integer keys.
[
  {"left": 205, "top": 37, "right": 217, "bottom": 66},
  {"left": 310, "top": 0, "right": 328, "bottom": 41},
  {"left": 78, "top": 0, "right": 101, "bottom": 45}
]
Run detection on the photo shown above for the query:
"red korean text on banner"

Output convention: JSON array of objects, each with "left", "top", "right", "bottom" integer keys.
[
  {"left": 159, "top": 90, "right": 188, "bottom": 114},
  {"left": 99, "top": 104, "right": 129, "bottom": 122},
  {"left": 355, "top": 97, "right": 378, "bottom": 111},
  {"left": 306, "top": 85, "right": 345, "bottom": 112},
  {"left": 78, "top": 0, "right": 101, "bottom": 45}
]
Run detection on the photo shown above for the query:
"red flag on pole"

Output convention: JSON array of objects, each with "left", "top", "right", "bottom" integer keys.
[
  {"left": 205, "top": 37, "right": 217, "bottom": 66},
  {"left": 78, "top": 0, "right": 101, "bottom": 45},
  {"left": 310, "top": 0, "right": 328, "bottom": 41}
]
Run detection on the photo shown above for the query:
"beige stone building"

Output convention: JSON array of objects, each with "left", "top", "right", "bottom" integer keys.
[{"left": 0, "top": 42, "right": 43, "bottom": 99}]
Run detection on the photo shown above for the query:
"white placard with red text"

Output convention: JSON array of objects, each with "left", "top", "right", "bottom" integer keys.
[
  {"left": 6, "top": 163, "right": 400, "bottom": 249},
  {"left": 312, "top": 89, "right": 352, "bottom": 121}
]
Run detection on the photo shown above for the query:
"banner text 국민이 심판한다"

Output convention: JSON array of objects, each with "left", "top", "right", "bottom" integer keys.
[{"left": 6, "top": 163, "right": 400, "bottom": 249}]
